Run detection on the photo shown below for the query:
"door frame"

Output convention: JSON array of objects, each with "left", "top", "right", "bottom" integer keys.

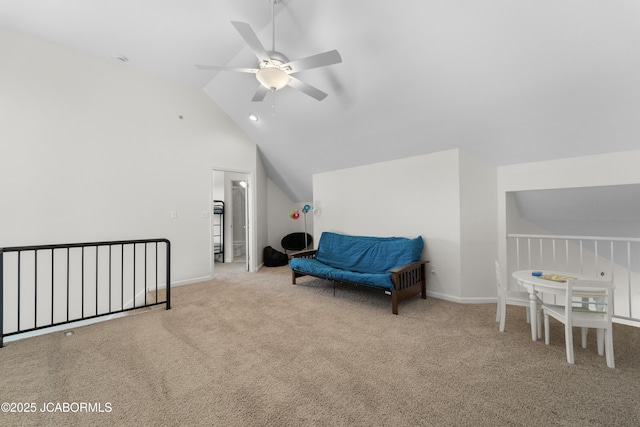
[{"left": 211, "top": 168, "right": 256, "bottom": 274}]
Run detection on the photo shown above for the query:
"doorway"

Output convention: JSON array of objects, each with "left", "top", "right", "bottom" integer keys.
[{"left": 212, "top": 170, "right": 251, "bottom": 273}]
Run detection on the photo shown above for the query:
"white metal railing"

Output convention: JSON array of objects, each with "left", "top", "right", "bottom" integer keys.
[{"left": 507, "top": 234, "right": 640, "bottom": 326}]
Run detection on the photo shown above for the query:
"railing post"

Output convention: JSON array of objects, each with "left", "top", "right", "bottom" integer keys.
[{"left": 165, "top": 240, "right": 171, "bottom": 310}]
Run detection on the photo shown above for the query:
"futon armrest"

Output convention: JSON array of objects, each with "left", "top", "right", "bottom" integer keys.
[
  {"left": 390, "top": 261, "right": 428, "bottom": 291},
  {"left": 290, "top": 249, "right": 317, "bottom": 260}
]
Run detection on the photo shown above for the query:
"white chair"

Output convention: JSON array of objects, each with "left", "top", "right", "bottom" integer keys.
[
  {"left": 496, "top": 261, "right": 541, "bottom": 338},
  {"left": 542, "top": 279, "right": 615, "bottom": 368}
]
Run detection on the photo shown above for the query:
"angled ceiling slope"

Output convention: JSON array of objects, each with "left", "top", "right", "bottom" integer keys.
[{"left": 2, "top": 1, "right": 640, "bottom": 202}]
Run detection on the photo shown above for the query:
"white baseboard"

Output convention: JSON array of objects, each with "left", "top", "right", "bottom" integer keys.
[
  {"left": 149, "top": 275, "right": 213, "bottom": 290},
  {"left": 427, "top": 290, "right": 497, "bottom": 305},
  {"left": 171, "top": 276, "right": 213, "bottom": 287}
]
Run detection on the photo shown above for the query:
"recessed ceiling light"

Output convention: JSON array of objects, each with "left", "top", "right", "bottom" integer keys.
[{"left": 249, "top": 114, "right": 258, "bottom": 122}]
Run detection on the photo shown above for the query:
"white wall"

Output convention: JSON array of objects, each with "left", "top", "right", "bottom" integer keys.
[
  {"left": 503, "top": 192, "right": 557, "bottom": 287},
  {"left": 497, "top": 149, "right": 640, "bottom": 286},
  {"left": 459, "top": 150, "right": 498, "bottom": 300},
  {"left": 255, "top": 148, "right": 268, "bottom": 267},
  {"left": 266, "top": 179, "right": 304, "bottom": 252},
  {"left": 0, "top": 27, "right": 262, "bottom": 284},
  {"left": 313, "top": 149, "right": 640, "bottom": 303},
  {"left": 314, "top": 149, "right": 494, "bottom": 302}
]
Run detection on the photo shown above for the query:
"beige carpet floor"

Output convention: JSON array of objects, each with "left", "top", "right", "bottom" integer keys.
[{"left": 1, "top": 262, "right": 639, "bottom": 427}]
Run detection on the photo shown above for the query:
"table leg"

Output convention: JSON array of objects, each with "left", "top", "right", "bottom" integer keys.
[{"left": 529, "top": 292, "right": 538, "bottom": 341}]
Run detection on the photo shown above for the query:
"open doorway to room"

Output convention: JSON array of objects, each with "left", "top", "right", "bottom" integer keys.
[{"left": 212, "top": 170, "right": 251, "bottom": 273}]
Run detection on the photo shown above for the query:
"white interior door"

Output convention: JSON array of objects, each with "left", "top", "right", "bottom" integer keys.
[{"left": 231, "top": 179, "right": 249, "bottom": 270}]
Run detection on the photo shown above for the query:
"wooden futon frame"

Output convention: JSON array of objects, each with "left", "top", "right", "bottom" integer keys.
[{"left": 291, "top": 249, "right": 428, "bottom": 315}]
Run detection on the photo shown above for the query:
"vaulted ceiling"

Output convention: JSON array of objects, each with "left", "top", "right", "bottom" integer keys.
[{"left": 2, "top": 1, "right": 640, "bottom": 201}]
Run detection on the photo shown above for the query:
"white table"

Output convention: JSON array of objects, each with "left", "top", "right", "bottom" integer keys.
[{"left": 512, "top": 270, "right": 588, "bottom": 341}]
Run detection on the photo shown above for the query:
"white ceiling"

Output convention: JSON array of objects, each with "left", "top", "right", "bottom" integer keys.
[{"left": 2, "top": 0, "right": 640, "bottom": 201}]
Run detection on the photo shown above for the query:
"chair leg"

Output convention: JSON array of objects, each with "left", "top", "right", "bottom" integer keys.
[
  {"left": 581, "top": 327, "right": 588, "bottom": 349},
  {"left": 499, "top": 300, "right": 506, "bottom": 332},
  {"left": 565, "top": 323, "right": 574, "bottom": 364},
  {"left": 536, "top": 308, "right": 542, "bottom": 341},
  {"left": 596, "top": 328, "right": 604, "bottom": 356},
  {"left": 544, "top": 311, "right": 550, "bottom": 345},
  {"left": 604, "top": 329, "right": 615, "bottom": 368},
  {"left": 496, "top": 296, "right": 501, "bottom": 322},
  {"left": 525, "top": 306, "right": 531, "bottom": 324}
]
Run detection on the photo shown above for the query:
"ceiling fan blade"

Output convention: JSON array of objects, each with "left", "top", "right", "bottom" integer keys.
[
  {"left": 282, "top": 50, "right": 342, "bottom": 74},
  {"left": 251, "top": 85, "right": 270, "bottom": 102},
  {"left": 287, "top": 76, "right": 328, "bottom": 101},
  {"left": 231, "top": 21, "right": 270, "bottom": 63},
  {"left": 195, "top": 65, "right": 258, "bottom": 73}
]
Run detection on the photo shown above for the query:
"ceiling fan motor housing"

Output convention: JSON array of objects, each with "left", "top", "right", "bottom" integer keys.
[{"left": 256, "top": 51, "right": 291, "bottom": 91}]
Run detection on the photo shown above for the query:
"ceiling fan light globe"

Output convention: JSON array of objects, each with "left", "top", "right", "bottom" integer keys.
[{"left": 256, "top": 67, "right": 290, "bottom": 91}]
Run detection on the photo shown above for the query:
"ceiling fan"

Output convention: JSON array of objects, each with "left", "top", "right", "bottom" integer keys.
[{"left": 196, "top": 0, "right": 342, "bottom": 102}]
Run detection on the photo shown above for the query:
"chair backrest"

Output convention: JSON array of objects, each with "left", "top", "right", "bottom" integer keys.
[
  {"left": 564, "top": 279, "right": 614, "bottom": 327},
  {"left": 281, "top": 232, "right": 313, "bottom": 251}
]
